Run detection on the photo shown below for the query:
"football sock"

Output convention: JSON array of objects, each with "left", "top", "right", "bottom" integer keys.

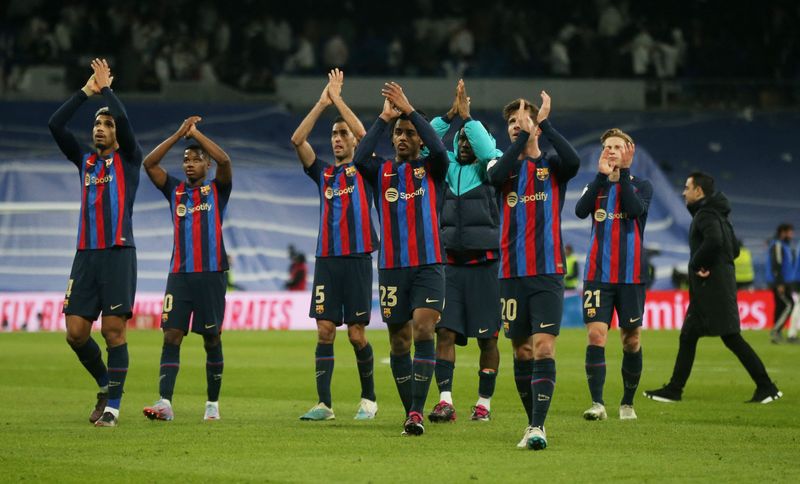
[
  {"left": 158, "top": 343, "right": 180, "bottom": 401},
  {"left": 410, "top": 339, "right": 436, "bottom": 414},
  {"left": 390, "top": 352, "right": 413, "bottom": 414},
  {"left": 315, "top": 343, "right": 334, "bottom": 408},
  {"left": 478, "top": 368, "right": 498, "bottom": 399},
  {"left": 354, "top": 343, "right": 376, "bottom": 401},
  {"left": 585, "top": 345, "right": 606, "bottom": 404},
  {"left": 205, "top": 341, "right": 224, "bottom": 402},
  {"left": 531, "top": 358, "right": 556, "bottom": 428},
  {"left": 70, "top": 337, "right": 108, "bottom": 388},
  {"left": 106, "top": 343, "right": 128, "bottom": 410},
  {"left": 621, "top": 348, "right": 642, "bottom": 406},
  {"left": 513, "top": 358, "right": 534, "bottom": 423},
  {"left": 435, "top": 359, "right": 455, "bottom": 394}
]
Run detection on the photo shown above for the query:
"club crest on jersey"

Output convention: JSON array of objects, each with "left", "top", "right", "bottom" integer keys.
[
  {"left": 536, "top": 167, "right": 550, "bottom": 181},
  {"left": 587, "top": 308, "right": 596, "bottom": 318},
  {"left": 506, "top": 191, "right": 519, "bottom": 207},
  {"left": 413, "top": 167, "right": 426, "bottom": 179},
  {"left": 345, "top": 166, "right": 357, "bottom": 177},
  {"left": 594, "top": 208, "right": 607, "bottom": 222},
  {"left": 176, "top": 204, "right": 187, "bottom": 217},
  {"left": 200, "top": 185, "right": 211, "bottom": 196},
  {"left": 316, "top": 304, "right": 325, "bottom": 315},
  {"left": 385, "top": 187, "right": 399, "bottom": 202},
  {"left": 105, "top": 158, "right": 113, "bottom": 168}
]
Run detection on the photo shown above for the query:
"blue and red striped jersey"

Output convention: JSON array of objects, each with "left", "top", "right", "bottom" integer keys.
[
  {"left": 354, "top": 113, "right": 449, "bottom": 269},
  {"left": 48, "top": 88, "right": 143, "bottom": 250},
  {"left": 305, "top": 159, "right": 378, "bottom": 257},
  {"left": 76, "top": 151, "right": 138, "bottom": 249},
  {"left": 160, "top": 175, "right": 231, "bottom": 273},
  {"left": 487, "top": 121, "right": 581, "bottom": 279},
  {"left": 576, "top": 171, "right": 653, "bottom": 284}
]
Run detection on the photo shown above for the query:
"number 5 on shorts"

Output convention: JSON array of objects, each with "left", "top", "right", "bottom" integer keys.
[{"left": 315, "top": 285, "right": 325, "bottom": 304}]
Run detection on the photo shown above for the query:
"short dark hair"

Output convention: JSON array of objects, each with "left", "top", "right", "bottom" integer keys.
[
  {"left": 185, "top": 144, "right": 208, "bottom": 159},
  {"left": 776, "top": 223, "right": 794, "bottom": 237},
  {"left": 94, "top": 107, "right": 112, "bottom": 119},
  {"left": 332, "top": 115, "right": 346, "bottom": 125},
  {"left": 502, "top": 98, "right": 539, "bottom": 123},
  {"left": 688, "top": 171, "right": 715, "bottom": 196},
  {"left": 391, "top": 110, "right": 428, "bottom": 133}
]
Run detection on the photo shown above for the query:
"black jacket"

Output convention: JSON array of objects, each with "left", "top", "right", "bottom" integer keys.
[
  {"left": 440, "top": 182, "right": 499, "bottom": 253},
  {"left": 683, "top": 191, "right": 741, "bottom": 336}
]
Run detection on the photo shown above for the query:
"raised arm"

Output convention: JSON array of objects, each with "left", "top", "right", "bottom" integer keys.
[
  {"left": 327, "top": 68, "right": 366, "bottom": 140},
  {"left": 92, "top": 59, "right": 139, "bottom": 160},
  {"left": 143, "top": 116, "right": 200, "bottom": 190},
  {"left": 48, "top": 73, "right": 103, "bottom": 166},
  {"left": 487, "top": 100, "right": 533, "bottom": 186},
  {"left": 535, "top": 91, "right": 579, "bottom": 181},
  {"left": 187, "top": 123, "right": 232, "bottom": 186},
  {"left": 290, "top": 83, "right": 331, "bottom": 168}
]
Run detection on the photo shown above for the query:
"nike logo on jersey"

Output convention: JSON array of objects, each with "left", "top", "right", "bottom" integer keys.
[
  {"left": 510, "top": 174, "right": 519, "bottom": 179},
  {"left": 324, "top": 173, "right": 335, "bottom": 178},
  {"left": 598, "top": 195, "right": 608, "bottom": 199},
  {"left": 425, "top": 298, "right": 439, "bottom": 303},
  {"left": 355, "top": 311, "right": 368, "bottom": 316},
  {"left": 478, "top": 328, "right": 489, "bottom": 334},
  {"left": 539, "top": 323, "right": 556, "bottom": 329},
  {"left": 629, "top": 317, "right": 641, "bottom": 323},
  {"left": 176, "top": 191, "right": 185, "bottom": 195},
  {"left": 110, "top": 304, "right": 123, "bottom": 310},
  {"left": 383, "top": 172, "right": 397, "bottom": 177}
]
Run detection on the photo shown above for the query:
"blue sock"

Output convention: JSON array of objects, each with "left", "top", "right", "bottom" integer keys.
[
  {"left": 585, "top": 345, "right": 606, "bottom": 404},
  {"left": 106, "top": 343, "right": 129, "bottom": 409},
  {"left": 513, "top": 359, "right": 534, "bottom": 423},
  {"left": 159, "top": 343, "right": 181, "bottom": 401},
  {"left": 355, "top": 343, "right": 376, "bottom": 401},
  {"left": 478, "top": 368, "right": 498, "bottom": 399},
  {"left": 435, "top": 359, "right": 455, "bottom": 393},
  {"left": 315, "top": 343, "right": 334, "bottom": 408},
  {"left": 531, "top": 358, "right": 556, "bottom": 428},
  {"left": 205, "top": 342, "right": 224, "bottom": 402},
  {"left": 621, "top": 348, "right": 642, "bottom": 406},
  {"left": 410, "top": 339, "right": 436, "bottom": 414},
  {"left": 70, "top": 337, "right": 108, "bottom": 388},
  {"left": 390, "top": 352, "right": 413, "bottom": 414}
]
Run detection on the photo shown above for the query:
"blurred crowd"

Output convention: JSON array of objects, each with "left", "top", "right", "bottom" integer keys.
[{"left": 1, "top": 0, "right": 798, "bottom": 93}]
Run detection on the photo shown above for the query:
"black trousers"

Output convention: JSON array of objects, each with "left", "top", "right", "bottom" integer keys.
[{"left": 772, "top": 286, "right": 795, "bottom": 334}]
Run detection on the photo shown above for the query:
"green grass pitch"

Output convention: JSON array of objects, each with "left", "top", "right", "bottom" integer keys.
[{"left": 1, "top": 329, "right": 797, "bottom": 482}]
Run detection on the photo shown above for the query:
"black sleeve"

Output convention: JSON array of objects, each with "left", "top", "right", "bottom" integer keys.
[
  {"left": 159, "top": 174, "right": 180, "bottom": 200},
  {"left": 486, "top": 131, "right": 528, "bottom": 186},
  {"left": 48, "top": 90, "right": 89, "bottom": 167},
  {"left": 303, "top": 158, "right": 325, "bottom": 184},
  {"left": 689, "top": 211, "right": 723, "bottom": 271},
  {"left": 540, "top": 119, "right": 580, "bottom": 181},
  {"left": 353, "top": 118, "right": 387, "bottom": 182},
  {"left": 214, "top": 177, "right": 233, "bottom": 204},
  {"left": 575, "top": 173, "right": 609, "bottom": 219},
  {"left": 619, "top": 170, "right": 652, "bottom": 217},
  {"left": 410, "top": 111, "right": 448, "bottom": 181},
  {"left": 100, "top": 87, "right": 141, "bottom": 163}
]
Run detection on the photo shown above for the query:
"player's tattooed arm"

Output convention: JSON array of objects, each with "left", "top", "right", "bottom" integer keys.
[{"left": 188, "top": 123, "right": 232, "bottom": 186}]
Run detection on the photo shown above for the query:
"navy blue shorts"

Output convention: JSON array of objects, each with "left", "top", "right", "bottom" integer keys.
[
  {"left": 62, "top": 247, "right": 137, "bottom": 321},
  {"left": 309, "top": 255, "right": 373, "bottom": 325},
  {"left": 582, "top": 281, "right": 646, "bottom": 329},
  {"left": 439, "top": 261, "right": 501, "bottom": 346},
  {"left": 378, "top": 264, "right": 445, "bottom": 325},
  {"left": 161, "top": 272, "right": 227, "bottom": 335},
  {"left": 500, "top": 274, "right": 564, "bottom": 339}
]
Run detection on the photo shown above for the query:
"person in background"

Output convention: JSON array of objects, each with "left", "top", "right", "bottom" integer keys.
[
  {"left": 286, "top": 245, "right": 308, "bottom": 291},
  {"left": 733, "top": 239, "right": 754, "bottom": 290},
  {"left": 564, "top": 244, "right": 579, "bottom": 290},
  {"left": 767, "top": 223, "right": 794, "bottom": 343}
]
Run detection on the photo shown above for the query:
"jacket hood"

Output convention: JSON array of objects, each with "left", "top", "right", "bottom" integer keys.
[{"left": 688, "top": 191, "right": 731, "bottom": 217}]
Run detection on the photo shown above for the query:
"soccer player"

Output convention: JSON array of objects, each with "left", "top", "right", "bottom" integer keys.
[
  {"left": 486, "top": 93, "right": 580, "bottom": 449},
  {"left": 140, "top": 116, "right": 233, "bottom": 422},
  {"left": 353, "top": 82, "right": 449, "bottom": 435},
  {"left": 767, "top": 223, "right": 795, "bottom": 344},
  {"left": 574, "top": 129, "right": 652, "bottom": 421},
  {"left": 48, "top": 59, "right": 140, "bottom": 427},
  {"left": 644, "top": 172, "right": 782, "bottom": 404},
  {"left": 290, "top": 69, "right": 379, "bottom": 421},
  {"left": 426, "top": 80, "right": 503, "bottom": 423}
]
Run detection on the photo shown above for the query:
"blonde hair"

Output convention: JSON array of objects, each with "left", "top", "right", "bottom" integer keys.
[{"left": 600, "top": 128, "right": 633, "bottom": 145}]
